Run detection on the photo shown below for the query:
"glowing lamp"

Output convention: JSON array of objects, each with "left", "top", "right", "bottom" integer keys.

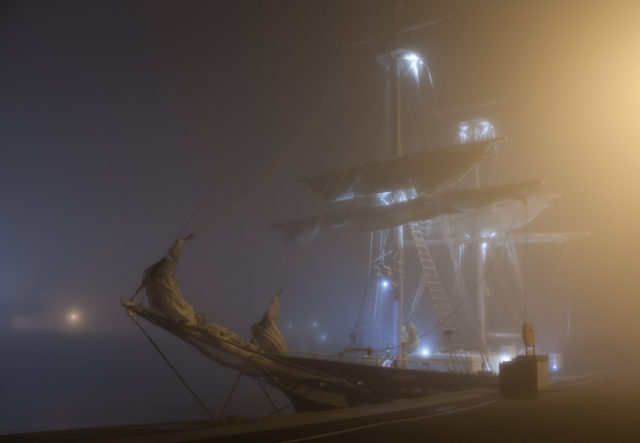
[
  {"left": 67, "top": 311, "right": 80, "bottom": 324},
  {"left": 402, "top": 52, "right": 423, "bottom": 80}
]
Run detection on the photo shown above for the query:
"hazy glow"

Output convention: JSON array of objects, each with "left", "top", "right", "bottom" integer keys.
[
  {"left": 500, "top": 354, "right": 512, "bottom": 363},
  {"left": 67, "top": 310, "right": 80, "bottom": 325},
  {"left": 421, "top": 347, "right": 431, "bottom": 356},
  {"left": 381, "top": 279, "right": 390, "bottom": 289},
  {"left": 549, "top": 354, "right": 561, "bottom": 371}
]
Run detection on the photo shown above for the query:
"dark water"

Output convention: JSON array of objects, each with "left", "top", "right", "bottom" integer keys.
[{"left": 0, "top": 330, "right": 288, "bottom": 435}]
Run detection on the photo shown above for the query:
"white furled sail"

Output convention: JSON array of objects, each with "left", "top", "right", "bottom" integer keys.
[
  {"left": 130, "top": 239, "right": 351, "bottom": 389},
  {"left": 251, "top": 294, "right": 288, "bottom": 355},
  {"left": 272, "top": 180, "right": 545, "bottom": 242},
  {"left": 299, "top": 139, "right": 499, "bottom": 201},
  {"left": 143, "top": 237, "right": 197, "bottom": 325}
]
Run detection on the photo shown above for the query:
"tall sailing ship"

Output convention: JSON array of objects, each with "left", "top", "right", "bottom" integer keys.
[{"left": 122, "top": 22, "right": 581, "bottom": 414}]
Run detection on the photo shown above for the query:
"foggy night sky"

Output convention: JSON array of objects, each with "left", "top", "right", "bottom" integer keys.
[{"left": 1, "top": 0, "right": 640, "bottom": 434}]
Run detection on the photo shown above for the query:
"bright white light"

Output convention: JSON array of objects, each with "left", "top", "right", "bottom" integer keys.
[
  {"left": 402, "top": 52, "right": 423, "bottom": 81},
  {"left": 335, "top": 192, "right": 355, "bottom": 201},
  {"left": 376, "top": 192, "right": 393, "bottom": 206},
  {"left": 459, "top": 124, "right": 470, "bottom": 142},
  {"left": 381, "top": 279, "right": 390, "bottom": 289},
  {"left": 489, "top": 232, "right": 496, "bottom": 238},
  {"left": 549, "top": 353, "right": 561, "bottom": 372},
  {"left": 500, "top": 354, "right": 512, "bottom": 363},
  {"left": 421, "top": 347, "right": 430, "bottom": 356},
  {"left": 478, "top": 120, "right": 492, "bottom": 138},
  {"left": 458, "top": 119, "right": 496, "bottom": 143}
]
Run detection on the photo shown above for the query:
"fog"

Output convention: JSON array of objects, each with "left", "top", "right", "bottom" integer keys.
[{"left": 1, "top": 0, "right": 639, "bottom": 434}]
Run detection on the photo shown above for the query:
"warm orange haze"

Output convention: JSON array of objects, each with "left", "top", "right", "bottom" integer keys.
[
  {"left": 508, "top": 2, "right": 640, "bottom": 359},
  {"left": 1, "top": 0, "right": 640, "bottom": 440}
]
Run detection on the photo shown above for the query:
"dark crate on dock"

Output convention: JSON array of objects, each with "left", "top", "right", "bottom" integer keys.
[{"left": 499, "top": 355, "right": 548, "bottom": 398}]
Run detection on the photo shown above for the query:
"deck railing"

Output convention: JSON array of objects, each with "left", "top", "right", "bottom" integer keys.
[{"left": 285, "top": 350, "right": 485, "bottom": 373}]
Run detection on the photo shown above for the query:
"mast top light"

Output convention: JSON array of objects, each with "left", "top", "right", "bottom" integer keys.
[
  {"left": 401, "top": 52, "right": 423, "bottom": 81},
  {"left": 377, "top": 49, "right": 428, "bottom": 83}
]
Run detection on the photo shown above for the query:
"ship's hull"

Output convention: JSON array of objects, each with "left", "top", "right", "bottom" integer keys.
[
  {"left": 122, "top": 303, "right": 495, "bottom": 413},
  {"left": 273, "top": 356, "right": 496, "bottom": 412}
]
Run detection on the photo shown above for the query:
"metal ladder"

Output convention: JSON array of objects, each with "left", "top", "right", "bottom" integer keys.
[{"left": 409, "top": 221, "right": 466, "bottom": 371}]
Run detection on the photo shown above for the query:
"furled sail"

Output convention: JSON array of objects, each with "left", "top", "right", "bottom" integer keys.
[
  {"left": 272, "top": 196, "right": 451, "bottom": 242},
  {"left": 272, "top": 180, "right": 544, "bottom": 242},
  {"left": 124, "top": 299, "right": 357, "bottom": 393},
  {"left": 126, "top": 239, "right": 357, "bottom": 393},
  {"left": 142, "top": 237, "right": 197, "bottom": 325},
  {"left": 442, "top": 180, "right": 543, "bottom": 211},
  {"left": 251, "top": 293, "right": 288, "bottom": 355},
  {"left": 299, "top": 139, "right": 501, "bottom": 200}
]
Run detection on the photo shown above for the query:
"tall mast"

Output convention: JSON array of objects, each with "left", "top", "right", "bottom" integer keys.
[
  {"left": 392, "top": 1, "right": 406, "bottom": 368},
  {"left": 351, "top": 2, "right": 444, "bottom": 360}
]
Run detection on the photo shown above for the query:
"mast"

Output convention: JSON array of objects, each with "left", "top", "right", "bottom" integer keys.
[
  {"left": 461, "top": 120, "right": 495, "bottom": 364},
  {"left": 474, "top": 165, "right": 488, "bottom": 355},
  {"left": 349, "top": 3, "right": 450, "bottom": 362},
  {"left": 392, "top": 47, "right": 406, "bottom": 368},
  {"left": 392, "top": 1, "right": 406, "bottom": 368}
]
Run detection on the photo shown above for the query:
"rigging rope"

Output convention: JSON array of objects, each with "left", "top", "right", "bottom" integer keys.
[
  {"left": 275, "top": 89, "right": 386, "bottom": 291},
  {"left": 371, "top": 201, "right": 529, "bottom": 354},
  {"left": 187, "top": 88, "right": 338, "bottom": 239},
  {"left": 176, "top": 155, "right": 234, "bottom": 240},
  {"left": 255, "top": 379, "right": 281, "bottom": 416},
  {"left": 219, "top": 372, "right": 243, "bottom": 418},
  {"left": 268, "top": 401, "right": 293, "bottom": 417},
  {"left": 128, "top": 314, "right": 214, "bottom": 420}
]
